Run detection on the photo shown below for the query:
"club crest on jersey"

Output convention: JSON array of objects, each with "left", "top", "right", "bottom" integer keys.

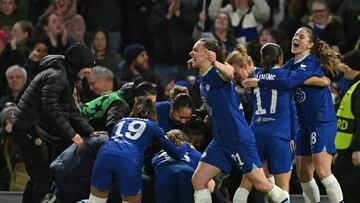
[
  {"left": 299, "top": 64, "right": 307, "bottom": 71},
  {"left": 295, "top": 88, "right": 306, "bottom": 103},
  {"left": 205, "top": 84, "right": 210, "bottom": 91}
]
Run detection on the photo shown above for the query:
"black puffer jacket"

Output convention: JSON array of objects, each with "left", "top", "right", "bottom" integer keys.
[{"left": 11, "top": 55, "right": 94, "bottom": 143}]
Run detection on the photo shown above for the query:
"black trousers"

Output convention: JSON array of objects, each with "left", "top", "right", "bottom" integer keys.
[
  {"left": 333, "top": 149, "right": 360, "bottom": 203},
  {"left": 13, "top": 128, "right": 53, "bottom": 203}
]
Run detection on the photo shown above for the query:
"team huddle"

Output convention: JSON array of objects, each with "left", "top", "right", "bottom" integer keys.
[
  {"left": 82, "top": 26, "right": 345, "bottom": 203},
  {"left": 10, "top": 26, "right": 348, "bottom": 203}
]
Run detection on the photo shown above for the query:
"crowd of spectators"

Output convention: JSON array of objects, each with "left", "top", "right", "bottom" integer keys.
[{"left": 0, "top": 0, "right": 360, "bottom": 202}]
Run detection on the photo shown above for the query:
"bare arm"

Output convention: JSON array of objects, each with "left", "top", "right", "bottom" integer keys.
[
  {"left": 206, "top": 50, "right": 234, "bottom": 81},
  {"left": 303, "top": 76, "right": 331, "bottom": 87}
]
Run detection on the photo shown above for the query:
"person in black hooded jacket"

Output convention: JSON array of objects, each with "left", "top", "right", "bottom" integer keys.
[{"left": 10, "top": 43, "right": 98, "bottom": 203}]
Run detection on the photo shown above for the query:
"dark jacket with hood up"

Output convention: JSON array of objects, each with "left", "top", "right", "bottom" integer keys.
[{"left": 11, "top": 44, "right": 95, "bottom": 143}]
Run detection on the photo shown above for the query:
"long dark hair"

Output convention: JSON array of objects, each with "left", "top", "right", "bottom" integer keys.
[
  {"left": 130, "top": 96, "right": 157, "bottom": 121},
  {"left": 260, "top": 43, "right": 283, "bottom": 73},
  {"left": 301, "top": 26, "right": 347, "bottom": 77}
]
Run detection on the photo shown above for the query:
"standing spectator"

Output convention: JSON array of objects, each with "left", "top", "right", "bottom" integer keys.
[
  {"left": 0, "top": 0, "right": 29, "bottom": 34},
  {"left": 337, "top": 0, "right": 360, "bottom": 50},
  {"left": 193, "top": 11, "right": 237, "bottom": 54},
  {"left": 334, "top": 49, "right": 360, "bottom": 203},
  {"left": 39, "top": 0, "right": 86, "bottom": 44},
  {"left": 148, "top": 0, "right": 200, "bottom": 86},
  {"left": 301, "top": 0, "right": 348, "bottom": 54},
  {"left": 0, "top": 65, "right": 27, "bottom": 111},
  {"left": 79, "top": 0, "right": 124, "bottom": 54},
  {"left": 8, "top": 20, "right": 33, "bottom": 66},
  {"left": 208, "top": 0, "right": 270, "bottom": 45},
  {"left": 90, "top": 28, "right": 122, "bottom": 74},
  {"left": 9, "top": 43, "right": 98, "bottom": 202},
  {"left": 38, "top": 13, "right": 71, "bottom": 54}
]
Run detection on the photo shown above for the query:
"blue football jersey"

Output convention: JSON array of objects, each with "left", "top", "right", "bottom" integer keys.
[
  {"left": 250, "top": 67, "right": 293, "bottom": 140},
  {"left": 200, "top": 67, "right": 254, "bottom": 146},
  {"left": 156, "top": 101, "right": 174, "bottom": 132},
  {"left": 259, "top": 54, "right": 336, "bottom": 125},
  {"left": 152, "top": 147, "right": 201, "bottom": 170},
  {"left": 108, "top": 117, "right": 186, "bottom": 163}
]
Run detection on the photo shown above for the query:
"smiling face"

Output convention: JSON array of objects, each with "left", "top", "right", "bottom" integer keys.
[
  {"left": 291, "top": 27, "right": 314, "bottom": 59},
  {"left": 214, "top": 12, "right": 230, "bottom": 31},
  {"left": 189, "top": 41, "right": 210, "bottom": 71},
  {"left": 311, "top": 1, "right": 329, "bottom": 26}
]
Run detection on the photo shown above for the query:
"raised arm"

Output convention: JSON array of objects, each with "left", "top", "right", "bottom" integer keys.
[{"left": 207, "top": 49, "right": 234, "bottom": 81}]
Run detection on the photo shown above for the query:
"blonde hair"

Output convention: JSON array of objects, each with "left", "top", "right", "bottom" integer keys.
[
  {"left": 169, "top": 85, "right": 189, "bottom": 102},
  {"left": 166, "top": 129, "right": 189, "bottom": 146},
  {"left": 225, "top": 44, "right": 254, "bottom": 67}
]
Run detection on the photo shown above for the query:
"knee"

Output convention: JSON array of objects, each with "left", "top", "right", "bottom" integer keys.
[
  {"left": 296, "top": 169, "right": 312, "bottom": 182},
  {"left": 191, "top": 174, "right": 206, "bottom": 190},
  {"left": 315, "top": 167, "right": 331, "bottom": 180}
]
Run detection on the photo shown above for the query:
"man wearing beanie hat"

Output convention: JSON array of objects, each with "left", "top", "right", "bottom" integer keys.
[
  {"left": 333, "top": 49, "right": 360, "bottom": 203},
  {"left": 9, "top": 43, "right": 101, "bottom": 202},
  {"left": 116, "top": 44, "right": 163, "bottom": 98}
]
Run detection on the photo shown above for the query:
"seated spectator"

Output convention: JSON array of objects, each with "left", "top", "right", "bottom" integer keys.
[
  {"left": 0, "top": 65, "right": 27, "bottom": 111},
  {"left": 23, "top": 39, "right": 48, "bottom": 80},
  {"left": 86, "top": 66, "right": 114, "bottom": 96},
  {"left": 90, "top": 28, "right": 122, "bottom": 74},
  {"left": 193, "top": 11, "right": 237, "bottom": 54},
  {"left": 301, "top": 0, "right": 348, "bottom": 53}
]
